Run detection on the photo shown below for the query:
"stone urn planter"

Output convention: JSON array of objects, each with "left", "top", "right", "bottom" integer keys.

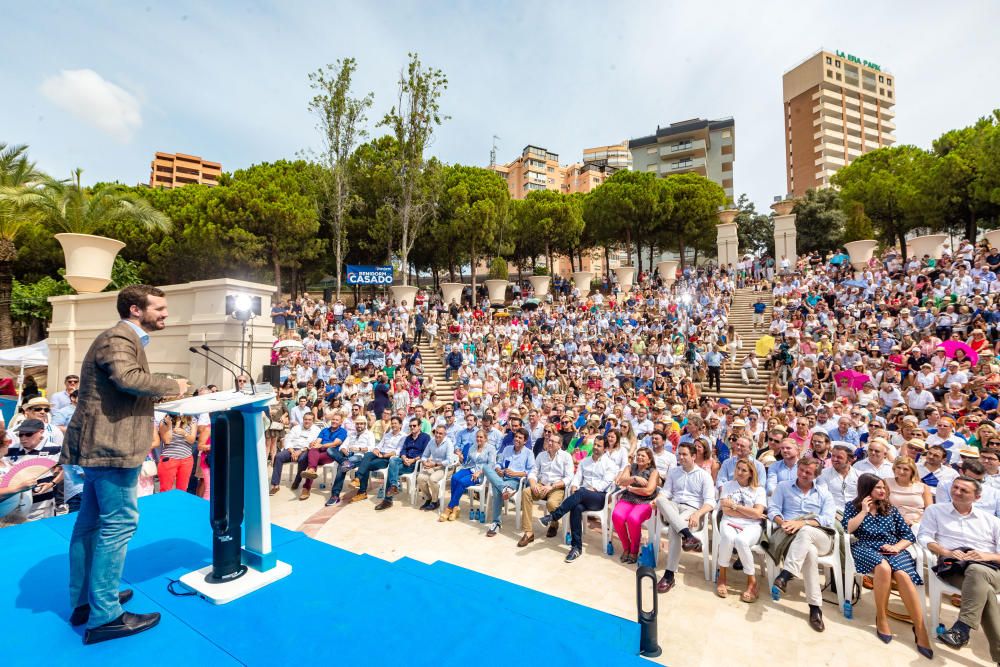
[
  {"left": 484, "top": 279, "right": 509, "bottom": 305},
  {"left": 55, "top": 233, "right": 126, "bottom": 293},
  {"left": 907, "top": 234, "right": 948, "bottom": 261},
  {"left": 844, "top": 240, "right": 879, "bottom": 271},
  {"left": 572, "top": 271, "right": 594, "bottom": 297},
  {"left": 527, "top": 275, "right": 550, "bottom": 297},
  {"left": 656, "top": 260, "right": 678, "bottom": 286},
  {"left": 614, "top": 266, "right": 636, "bottom": 292},
  {"left": 985, "top": 230, "right": 1000, "bottom": 250},
  {"left": 389, "top": 284, "right": 418, "bottom": 307},
  {"left": 440, "top": 282, "right": 464, "bottom": 306}
]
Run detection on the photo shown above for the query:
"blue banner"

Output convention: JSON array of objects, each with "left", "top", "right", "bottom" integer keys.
[{"left": 346, "top": 265, "right": 393, "bottom": 285}]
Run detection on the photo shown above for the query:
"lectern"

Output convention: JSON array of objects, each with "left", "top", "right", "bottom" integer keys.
[{"left": 158, "top": 386, "right": 291, "bottom": 604}]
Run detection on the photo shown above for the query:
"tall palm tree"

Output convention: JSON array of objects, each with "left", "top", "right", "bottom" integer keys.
[
  {"left": 0, "top": 143, "right": 47, "bottom": 349},
  {"left": 32, "top": 168, "right": 171, "bottom": 235}
]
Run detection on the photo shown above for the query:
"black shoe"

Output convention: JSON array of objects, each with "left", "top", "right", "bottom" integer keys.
[
  {"left": 808, "top": 607, "right": 825, "bottom": 633},
  {"left": 545, "top": 523, "right": 559, "bottom": 538},
  {"left": 419, "top": 500, "right": 432, "bottom": 511},
  {"left": 374, "top": 499, "right": 393, "bottom": 511},
  {"left": 291, "top": 478, "right": 301, "bottom": 491},
  {"left": 325, "top": 495, "right": 340, "bottom": 507},
  {"left": 70, "top": 590, "right": 134, "bottom": 626},
  {"left": 539, "top": 514, "right": 553, "bottom": 527},
  {"left": 565, "top": 548, "right": 581, "bottom": 563},
  {"left": 83, "top": 611, "right": 161, "bottom": 645},
  {"left": 937, "top": 627, "right": 970, "bottom": 649},
  {"left": 428, "top": 501, "right": 440, "bottom": 511}
]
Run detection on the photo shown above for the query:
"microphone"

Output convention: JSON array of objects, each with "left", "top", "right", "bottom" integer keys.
[
  {"left": 202, "top": 344, "right": 255, "bottom": 394},
  {"left": 189, "top": 346, "right": 240, "bottom": 392}
]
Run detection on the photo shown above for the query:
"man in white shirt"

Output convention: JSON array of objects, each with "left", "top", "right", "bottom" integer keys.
[
  {"left": 518, "top": 433, "right": 574, "bottom": 547},
  {"left": 935, "top": 459, "right": 1000, "bottom": 517},
  {"left": 319, "top": 415, "right": 377, "bottom": 504},
  {"left": 351, "top": 416, "right": 405, "bottom": 503},
  {"left": 649, "top": 431, "right": 677, "bottom": 478},
  {"left": 918, "top": 477, "right": 1000, "bottom": 661},
  {"left": 655, "top": 442, "right": 716, "bottom": 593},
  {"left": 289, "top": 396, "right": 311, "bottom": 427},
  {"left": 981, "top": 448, "right": 1000, "bottom": 491},
  {"left": 853, "top": 439, "right": 894, "bottom": 479},
  {"left": 270, "top": 412, "right": 322, "bottom": 495},
  {"left": 918, "top": 444, "right": 959, "bottom": 489},
  {"left": 906, "top": 385, "right": 936, "bottom": 415},
  {"left": 540, "top": 435, "right": 619, "bottom": 562},
  {"left": 816, "top": 444, "right": 861, "bottom": 511},
  {"left": 416, "top": 426, "right": 454, "bottom": 512}
]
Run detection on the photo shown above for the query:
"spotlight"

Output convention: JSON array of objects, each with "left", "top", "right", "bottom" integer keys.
[{"left": 226, "top": 294, "right": 261, "bottom": 322}]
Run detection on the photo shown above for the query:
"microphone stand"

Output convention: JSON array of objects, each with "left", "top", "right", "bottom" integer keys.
[
  {"left": 202, "top": 344, "right": 256, "bottom": 394},
  {"left": 189, "top": 347, "right": 239, "bottom": 391}
]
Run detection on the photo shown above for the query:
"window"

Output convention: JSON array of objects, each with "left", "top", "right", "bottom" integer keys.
[
  {"left": 722, "top": 129, "right": 732, "bottom": 138},
  {"left": 887, "top": 90, "right": 893, "bottom": 99},
  {"left": 547, "top": 166, "right": 554, "bottom": 172},
  {"left": 836, "top": 73, "right": 842, "bottom": 81},
  {"left": 879, "top": 87, "right": 884, "bottom": 95},
  {"left": 646, "top": 147, "right": 656, "bottom": 154},
  {"left": 887, "top": 78, "right": 892, "bottom": 86},
  {"left": 878, "top": 75, "right": 884, "bottom": 83},
  {"left": 826, "top": 56, "right": 832, "bottom": 64},
  {"left": 835, "top": 60, "right": 841, "bottom": 67},
  {"left": 827, "top": 69, "right": 833, "bottom": 78}
]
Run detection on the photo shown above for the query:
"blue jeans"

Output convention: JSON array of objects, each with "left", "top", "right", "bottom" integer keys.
[
  {"left": 386, "top": 456, "right": 415, "bottom": 491},
  {"left": 356, "top": 452, "right": 390, "bottom": 493},
  {"left": 484, "top": 467, "right": 521, "bottom": 523},
  {"left": 69, "top": 466, "right": 141, "bottom": 628},
  {"left": 448, "top": 468, "right": 480, "bottom": 508}
]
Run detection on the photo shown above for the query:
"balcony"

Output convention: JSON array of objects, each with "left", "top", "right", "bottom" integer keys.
[
  {"left": 660, "top": 157, "right": 707, "bottom": 175},
  {"left": 659, "top": 138, "right": 706, "bottom": 159},
  {"left": 880, "top": 118, "right": 896, "bottom": 132}
]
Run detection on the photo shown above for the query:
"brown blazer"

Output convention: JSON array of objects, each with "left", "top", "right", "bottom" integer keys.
[{"left": 61, "top": 321, "right": 180, "bottom": 469}]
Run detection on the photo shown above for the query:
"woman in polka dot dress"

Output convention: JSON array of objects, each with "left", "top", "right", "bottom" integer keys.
[{"left": 842, "top": 473, "right": 932, "bottom": 658}]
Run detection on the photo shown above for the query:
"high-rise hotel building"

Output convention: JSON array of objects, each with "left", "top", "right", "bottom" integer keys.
[{"left": 783, "top": 49, "right": 896, "bottom": 197}]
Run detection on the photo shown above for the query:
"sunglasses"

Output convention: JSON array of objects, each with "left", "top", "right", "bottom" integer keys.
[{"left": 28, "top": 407, "right": 50, "bottom": 413}]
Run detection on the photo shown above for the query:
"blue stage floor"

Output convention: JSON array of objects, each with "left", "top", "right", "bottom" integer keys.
[{"left": 1, "top": 492, "right": 645, "bottom": 665}]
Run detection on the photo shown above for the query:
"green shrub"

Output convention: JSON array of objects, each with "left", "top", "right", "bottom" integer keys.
[{"left": 488, "top": 257, "right": 508, "bottom": 280}]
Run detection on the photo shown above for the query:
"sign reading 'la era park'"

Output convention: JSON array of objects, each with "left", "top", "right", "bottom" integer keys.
[{"left": 835, "top": 50, "right": 881, "bottom": 72}]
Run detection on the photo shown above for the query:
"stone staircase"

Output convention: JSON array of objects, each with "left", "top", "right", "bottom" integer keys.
[
  {"left": 417, "top": 337, "right": 459, "bottom": 396},
  {"left": 702, "top": 288, "right": 773, "bottom": 405}
]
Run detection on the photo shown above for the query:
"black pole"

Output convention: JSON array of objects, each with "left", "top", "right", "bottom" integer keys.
[
  {"left": 636, "top": 565, "right": 661, "bottom": 658},
  {"left": 207, "top": 411, "right": 248, "bottom": 583}
]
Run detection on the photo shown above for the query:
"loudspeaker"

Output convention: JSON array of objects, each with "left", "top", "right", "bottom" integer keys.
[{"left": 262, "top": 365, "right": 281, "bottom": 389}]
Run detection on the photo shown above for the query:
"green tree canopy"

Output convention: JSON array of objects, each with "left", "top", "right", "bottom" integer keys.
[{"left": 792, "top": 188, "right": 846, "bottom": 256}]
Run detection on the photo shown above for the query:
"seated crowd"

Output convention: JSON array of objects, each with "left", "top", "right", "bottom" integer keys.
[{"left": 3, "top": 238, "right": 1000, "bottom": 663}]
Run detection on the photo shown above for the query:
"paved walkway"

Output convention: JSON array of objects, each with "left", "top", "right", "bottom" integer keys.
[{"left": 268, "top": 486, "right": 991, "bottom": 666}]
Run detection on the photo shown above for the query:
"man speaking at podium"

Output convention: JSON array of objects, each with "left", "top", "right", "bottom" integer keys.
[{"left": 61, "top": 285, "right": 189, "bottom": 645}]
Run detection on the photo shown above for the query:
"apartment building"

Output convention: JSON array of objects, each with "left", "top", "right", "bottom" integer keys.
[
  {"left": 628, "top": 118, "right": 735, "bottom": 202},
  {"left": 783, "top": 49, "right": 896, "bottom": 197},
  {"left": 149, "top": 152, "right": 222, "bottom": 188},
  {"left": 490, "top": 144, "right": 618, "bottom": 200}
]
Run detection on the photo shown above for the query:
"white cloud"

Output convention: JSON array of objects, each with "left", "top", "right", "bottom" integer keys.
[{"left": 39, "top": 69, "right": 142, "bottom": 142}]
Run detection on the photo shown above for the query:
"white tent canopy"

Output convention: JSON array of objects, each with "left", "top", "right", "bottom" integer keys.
[{"left": 0, "top": 339, "right": 49, "bottom": 368}]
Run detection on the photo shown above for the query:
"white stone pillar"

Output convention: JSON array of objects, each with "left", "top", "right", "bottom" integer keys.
[
  {"left": 771, "top": 199, "right": 797, "bottom": 267},
  {"left": 716, "top": 209, "right": 739, "bottom": 268}
]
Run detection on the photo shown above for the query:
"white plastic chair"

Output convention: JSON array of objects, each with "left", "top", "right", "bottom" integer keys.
[
  {"left": 499, "top": 477, "right": 526, "bottom": 526},
  {"left": 711, "top": 511, "right": 768, "bottom": 583},
  {"left": 842, "top": 538, "right": 925, "bottom": 624},
  {"left": 432, "top": 464, "right": 456, "bottom": 515},
  {"left": 924, "top": 547, "right": 999, "bottom": 633},
  {"left": 466, "top": 478, "right": 489, "bottom": 523},
  {"left": 562, "top": 488, "right": 616, "bottom": 556},
  {"left": 398, "top": 461, "right": 421, "bottom": 506},
  {"left": 645, "top": 502, "right": 712, "bottom": 579}
]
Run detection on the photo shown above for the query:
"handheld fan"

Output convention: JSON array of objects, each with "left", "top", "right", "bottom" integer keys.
[{"left": 0, "top": 457, "right": 57, "bottom": 489}]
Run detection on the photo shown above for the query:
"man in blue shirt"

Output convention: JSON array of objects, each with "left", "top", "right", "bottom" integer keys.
[
  {"left": 375, "top": 418, "right": 429, "bottom": 511},
  {"left": 705, "top": 348, "right": 723, "bottom": 393},
  {"left": 767, "top": 457, "right": 836, "bottom": 633},
  {"left": 485, "top": 428, "right": 534, "bottom": 536},
  {"left": 454, "top": 413, "right": 479, "bottom": 458}
]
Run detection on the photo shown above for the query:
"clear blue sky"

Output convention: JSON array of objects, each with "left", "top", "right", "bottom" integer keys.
[{"left": 4, "top": 1, "right": 999, "bottom": 210}]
